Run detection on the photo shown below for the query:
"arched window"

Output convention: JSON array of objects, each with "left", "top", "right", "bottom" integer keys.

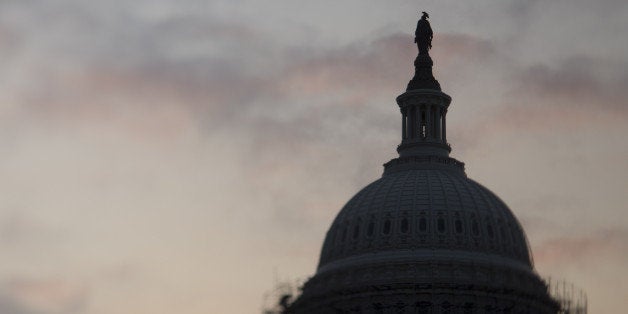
[
  {"left": 455, "top": 219, "right": 463, "bottom": 234},
  {"left": 437, "top": 217, "right": 446, "bottom": 233},
  {"left": 401, "top": 218, "right": 409, "bottom": 233},
  {"left": 367, "top": 221, "right": 375, "bottom": 237},
  {"left": 471, "top": 219, "right": 480, "bottom": 236},
  {"left": 419, "top": 217, "right": 427, "bottom": 232},
  {"left": 352, "top": 223, "right": 360, "bottom": 239},
  {"left": 383, "top": 220, "right": 391, "bottom": 235}
]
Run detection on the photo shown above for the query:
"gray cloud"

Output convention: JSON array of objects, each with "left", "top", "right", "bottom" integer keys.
[
  {"left": 532, "top": 227, "right": 628, "bottom": 264},
  {"left": 0, "top": 278, "right": 88, "bottom": 314},
  {"left": 0, "top": 295, "right": 38, "bottom": 314},
  {"left": 513, "top": 56, "right": 628, "bottom": 108},
  {"left": 0, "top": 1, "right": 627, "bottom": 314}
]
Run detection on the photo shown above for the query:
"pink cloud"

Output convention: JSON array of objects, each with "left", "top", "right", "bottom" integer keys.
[
  {"left": 532, "top": 228, "right": 628, "bottom": 265},
  {"left": 432, "top": 33, "right": 496, "bottom": 64},
  {"left": 3, "top": 278, "right": 88, "bottom": 313}
]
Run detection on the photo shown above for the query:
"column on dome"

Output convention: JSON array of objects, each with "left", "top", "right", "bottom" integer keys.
[
  {"left": 425, "top": 104, "right": 431, "bottom": 140},
  {"left": 409, "top": 107, "right": 416, "bottom": 139},
  {"left": 423, "top": 106, "right": 428, "bottom": 139},
  {"left": 432, "top": 106, "right": 437, "bottom": 140},
  {"left": 434, "top": 105, "right": 441, "bottom": 141},
  {"left": 415, "top": 105, "right": 421, "bottom": 139},
  {"left": 402, "top": 107, "right": 407, "bottom": 139},
  {"left": 417, "top": 105, "right": 425, "bottom": 140},
  {"left": 442, "top": 108, "right": 447, "bottom": 142}
]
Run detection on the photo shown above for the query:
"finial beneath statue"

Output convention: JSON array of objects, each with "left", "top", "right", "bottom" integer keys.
[{"left": 415, "top": 11, "right": 433, "bottom": 56}]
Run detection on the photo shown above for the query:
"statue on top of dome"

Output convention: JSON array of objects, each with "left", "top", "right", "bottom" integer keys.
[{"left": 415, "top": 11, "right": 433, "bottom": 55}]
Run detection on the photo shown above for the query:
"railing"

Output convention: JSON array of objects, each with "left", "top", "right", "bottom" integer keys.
[{"left": 546, "top": 277, "right": 587, "bottom": 314}]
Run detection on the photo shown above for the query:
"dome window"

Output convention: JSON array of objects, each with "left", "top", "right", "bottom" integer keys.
[
  {"left": 419, "top": 217, "right": 427, "bottom": 232},
  {"left": 401, "top": 218, "right": 409, "bottom": 233},
  {"left": 383, "top": 220, "right": 391, "bottom": 235},
  {"left": 455, "top": 220, "right": 463, "bottom": 234},
  {"left": 437, "top": 217, "right": 446, "bottom": 233},
  {"left": 500, "top": 226, "right": 507, "bottom": 243},
  {"left": 471, "top": 220, "right": 480, "bottom": 236},
  {"left": 367, "top": 221, "right": 375, "bottom": 237},
  {"left": 353, "top": 224, "right": 360, "bottom": 239},
  {"left": 487, "top": 224, "right": 494, "bottom": 239}
]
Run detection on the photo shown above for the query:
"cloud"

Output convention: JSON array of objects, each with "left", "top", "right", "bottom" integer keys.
[
  {"left": 513, "top": 56, "right": 628, "bottom": 108},
  {"left": 2, "top": 0, "right": 506, "bottom": 153},
  {"left": 532, "top": 228, "right": 628, "bottom": 265},
  {"left": 0, "top": 1, "right": 627, "bottom": 314},
  {"left": 444, "top": 53, "right": 628, "bottom": 150},
  {"left": 0, "top": 211, "right": 59, "bottom": 246},
  {"left": 276, "top": 33, "right": 413, "bottom": 95},
  {"left": 0, "top": 295, "right": 38, "bottom": 314},
  {"left": 433, "top": 33, "right": 497, "bottom": 64},
  {"left": 0, "top": 278, "right": 88, "bottom": 314}
]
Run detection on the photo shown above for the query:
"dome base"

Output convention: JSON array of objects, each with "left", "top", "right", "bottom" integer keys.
[
  {"left": 383, "top": 155, "right": 465, "bottom": 176},
  {"left": 290, "top": 281, "right": 559, "bottom": 314}
]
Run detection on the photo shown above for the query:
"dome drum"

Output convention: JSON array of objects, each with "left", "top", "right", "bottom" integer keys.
[{"left": 296, "top": 264, "right": 557, "bottom": 313}]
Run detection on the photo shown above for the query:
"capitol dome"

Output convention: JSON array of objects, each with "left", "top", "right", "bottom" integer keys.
[
  {"left": 319, "top": 168, "right": 532, "bottom": 270},
  {"left": 286, "top": 13, "right": 560, "bottom": 314},
  {"left": 293, "top": 161, "right": 557, "bottom": 312}
]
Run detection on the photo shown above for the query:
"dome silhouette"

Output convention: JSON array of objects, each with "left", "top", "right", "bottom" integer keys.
[
  {"left": 284, "top": 13, "right": 568, "bottom": 314},
  {"left": 319, "top": 169, "right": 532, "bottom": 269},
  {"left": 293, "top": 164, "right": 557, "bottom": 312}
]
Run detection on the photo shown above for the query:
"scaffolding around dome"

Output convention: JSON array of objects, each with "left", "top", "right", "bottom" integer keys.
[
  {"left": 261, "top": 278, "right": 304, "bottom": 314},
  {"left": 546, "top": 278, "right": 588, "bottom": 314}
]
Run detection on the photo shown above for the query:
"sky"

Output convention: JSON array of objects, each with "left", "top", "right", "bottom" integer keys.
[{"left": 0, "top": 0, "right": 627, "bottom": 313}]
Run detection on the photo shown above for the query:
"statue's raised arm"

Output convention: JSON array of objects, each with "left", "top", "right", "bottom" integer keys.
[{"left": 415, "top": 11, "right": 433, "bottom": 55}]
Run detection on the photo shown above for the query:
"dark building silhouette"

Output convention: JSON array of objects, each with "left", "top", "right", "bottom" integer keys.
[{"left": 280, "top": 13, "right": 585, "bottom": 314}]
